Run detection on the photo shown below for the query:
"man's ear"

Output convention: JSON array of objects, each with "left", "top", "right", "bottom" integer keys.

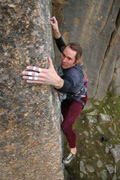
[{"left": 76, "top": 58, "right": 82, "bottom": 64}]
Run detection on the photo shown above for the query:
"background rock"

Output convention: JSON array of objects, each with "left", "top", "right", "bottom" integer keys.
[
  {"left": 100, "top": 169, "right": 107, "bottom": 180},
  {"left": 97, "top": 160, "right": 103, "bottom": 168},
  {"left": 52, "top": 0, "right": 120, "bottom": 101},
  {"left": 80, "top": 160, "right": 87, "bottom": 174},
  {"left": 86, "top": 164, "right": 94, "bottom": 173},
  {"left": 105, "top": 164, "right": 114, "bottom": 174},
  {"left": 86, "top": 116, "right": 97, "bottom": 124},
  {"left": 99, "top": 113, "right": 112, "bottom": 124},
  {"left": 110, "top": 145, "right": 120, "bottom": 163}
]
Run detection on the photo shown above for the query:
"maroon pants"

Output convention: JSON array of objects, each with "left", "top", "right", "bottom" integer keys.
[{"left": 61, "top": 93, "right": 87, "bottom": 148}]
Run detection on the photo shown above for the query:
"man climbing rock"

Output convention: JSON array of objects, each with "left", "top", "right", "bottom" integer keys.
[{"left": 22, "top": 16, "right": 88, "bottom": 165}]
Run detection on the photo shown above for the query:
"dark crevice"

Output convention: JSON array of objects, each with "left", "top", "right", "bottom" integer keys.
[
  {"left": 103, "top": 6, "right": 120, "bottom": 59},
  {"left": 103, "top": 31, "right": 114, "bottom": 59},
  {"left": 108, "top": 56, "right": 120, "bottom": 92},
  {"left": 94, "top": 30, "right": 114, "bottom": 98},
  {"left": 115, "top": 7, "right": 120, "bottom": 28},
  {"left": 103, "top": 7, "right": 120, "bottom": 60}
]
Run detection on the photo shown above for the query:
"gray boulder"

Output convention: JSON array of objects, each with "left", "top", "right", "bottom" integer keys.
[
  {"left": 110, "top": 145, "right": 120, "bottom": 163},
  {"left": 99, "top": 113, "right": 113, "bottom": 124},
  {"left": 105, "top": 164, "right": 114, "bottom": 174}
]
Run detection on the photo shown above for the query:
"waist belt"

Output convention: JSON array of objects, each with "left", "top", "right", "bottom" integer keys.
[
  {"left": 67, "top": 86, "right": 87, "bottom": 109},
  {"left": 67, "top": 86, "right": 86, "bottom": 98}
]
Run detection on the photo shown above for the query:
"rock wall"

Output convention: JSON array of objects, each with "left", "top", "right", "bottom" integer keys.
[
  {"left": 52, "top": 0, "right": 120, "bottom": 101},
  {"left": 0, "top": 0, "right": 64, "bottom": 179}
]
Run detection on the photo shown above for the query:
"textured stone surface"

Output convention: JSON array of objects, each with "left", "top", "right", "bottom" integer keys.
[
  {"left": 99, "top": 113, "right": 112, "bottom": 124},
  {"left": 111, "top": 57, "right": 120, "bottom": 96},
  {"left": 105, "top": 164, "right": 114, "bottom": 174},
  {"left": 110, "top": 145, "right": 120, "bottom": 163},
  {"left": 52, "top": 0, "right": 120, "bottom": 100},
  {"left": 0, "top": 0, "right": 64, "bottom": 179}
]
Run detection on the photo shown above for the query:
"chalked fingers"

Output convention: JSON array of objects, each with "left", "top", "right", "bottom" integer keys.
[{"left": 26, "top": 66, "right": 42, "bottom": 73}]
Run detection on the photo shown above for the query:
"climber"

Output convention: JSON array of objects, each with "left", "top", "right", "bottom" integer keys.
[{"left": 22, "top": 16, "right": 88, "bottom": 165}]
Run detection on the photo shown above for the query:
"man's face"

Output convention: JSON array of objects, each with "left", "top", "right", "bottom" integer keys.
[{"left": 61, "top": 46, "right": 78, "bottom": 69}]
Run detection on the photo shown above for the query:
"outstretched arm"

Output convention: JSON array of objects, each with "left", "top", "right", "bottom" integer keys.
[
  {"left": 50, "top": 16, "right": 61, "bottom": 39},
  {"left": 50, "top": 16, "right": 66, "bottom": 53},
  {"left": 22, "top": 56, "right": 64, "bottom": 89}
]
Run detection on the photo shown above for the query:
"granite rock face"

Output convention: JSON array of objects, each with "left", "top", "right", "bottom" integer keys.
[
  {"left": 0, "top": 0, "right": 64, "bottom": 179},
  {"left": 52, "top": 0, "right": 120, "bottom": 100}
]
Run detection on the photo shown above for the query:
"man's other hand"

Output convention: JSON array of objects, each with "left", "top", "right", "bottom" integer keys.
[{"left": 50, "top": 16, "right": 61, "bottom": 39}]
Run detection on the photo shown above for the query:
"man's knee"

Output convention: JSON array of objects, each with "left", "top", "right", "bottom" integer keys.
[{"left": 61, "top": 123, "right": 71, "bottom": 135}]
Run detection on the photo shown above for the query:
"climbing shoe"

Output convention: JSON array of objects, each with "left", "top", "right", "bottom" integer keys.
[{"left": 62, "top": 152, "right": 76, "bottom": 165}]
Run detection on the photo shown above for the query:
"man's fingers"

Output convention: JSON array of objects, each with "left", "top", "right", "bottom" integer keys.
[
  {"left": 26, "top": 80, "right": 48, "bottom": 84},
  {"left": 22, "top": 71, "right": 40, "bottom": 77},
  {"left": 48, "top": 56, "right": 54, "bottom": 69},
  {"left": 23, "top": 76, "right": 39, "bottom": 80},
  {"left": 22, "top": 66, "right": 43, "bottom": 76},
  {"left": 26, "top": 66, "right": 42, "bottom": 73},
  {"left": 50, "top": 16, "right": 58, "bottom": 27},
  {"left": 50, "top": 16, "right": 56, "bottom": 23},
  {"left": 50, "top": 16, "right": 56, "bottom": 20},
  {"left": 22, "top": 58, "right": 54, "bottom": 84}
]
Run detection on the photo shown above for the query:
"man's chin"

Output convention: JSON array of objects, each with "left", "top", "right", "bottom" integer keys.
[{"left": 62, "top": 65, "right": 68, "bottom": 69}]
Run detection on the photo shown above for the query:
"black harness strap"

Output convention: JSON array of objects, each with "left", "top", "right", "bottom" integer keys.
[
  {"left": 67, "top": 86, "right": 86, "bottom": 109},
  {"left": 79, "top": 99, "right": 85, "bottom": 109}
]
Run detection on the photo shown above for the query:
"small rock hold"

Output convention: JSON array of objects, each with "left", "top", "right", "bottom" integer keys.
[
  {"left": 99, "top": 113, "right": 112, "bottom": 124},
  {"left": 86, "top": 165, "right": 94, "bottom": 173},
  {"left": 112, "top": 101, "right": 117, "bottom": 105},
  {"left": 100, "top": 170, "right": 107, "bottom": 180},
  {"left": 86, "top": 109, "right": 98, "bottom": 116},
  {"left": 105, "top": 146, "right": 110, "bottom": 154},
  {"left": 94, "top": 101, "right": 99, "bottom": 105},
  {"left": 80, "top": 172, "right": 84, "bottom": 178},
  {"left": 108, "top": 127, "right": 115, "bottom": 135},
  {"left": 83, "top": 131, "right": 89, "bottom": 137},
  {"left": 86, "top": 116, "right": 97, "bottom": 123},
  {"left": 80, "top": 161, "right": 87, "bottom": 174},
  {"left": 96, "top": 126, "right": 104, "bottom": 134},
  {"left": 112, "top": 174, "right": 117, "bottom": 180},
  {"left": 105, "top": 164, "right": 114, "bottom": 174},
  {"left": 110, "top": 145, "right": 120, "bottom": 163},
  {"left": 97, "top": 160, "right": 103, "bottom": 168}
]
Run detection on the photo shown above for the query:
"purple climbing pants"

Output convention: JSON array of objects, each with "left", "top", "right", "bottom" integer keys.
[{"left": 61, "top": 93, "right": 87, "bottom": 148}]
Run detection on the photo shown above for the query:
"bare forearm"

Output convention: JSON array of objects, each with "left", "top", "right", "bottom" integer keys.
[
  {"left": 53, "top": 30, "right": 61, "bottom": 39},
  {"left": 50, "top": 17, "right": 61, "bottom": 39},
  {"left": 53, "top": 76, "right": 64, "bottom": 89}
]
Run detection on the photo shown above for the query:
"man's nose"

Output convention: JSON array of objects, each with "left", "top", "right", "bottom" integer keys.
[{"left": 63, "top": 57, "right": 67, "bottom": 62}]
